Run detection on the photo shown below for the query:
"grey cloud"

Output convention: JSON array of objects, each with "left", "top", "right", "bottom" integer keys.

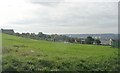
[
  {"left": 11, "top": 2, "right": 118, "bottom": 33},
  {"left": 30, "top": 0, "right": 65, "bottom": 6},
  {"left": 30, "top": 0, "right": 65, "bottom": 2}
]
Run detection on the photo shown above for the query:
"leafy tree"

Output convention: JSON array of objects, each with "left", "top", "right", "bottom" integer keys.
[
  {"left": 75, "top": 38, "right": 81, "bottom": 43},
  {"left": 38, "top": 32, "right": 44, "bottom": 37},
  {"left": 15, "top": 32, "right": 20, "bottom": 36},
  {"left": 30, "top": 33, "right": 36, "bottom": 39},
  {"left": 85, "top": 36, "right": 94, "bottom": 44},
  {"left": 95, "top": 39, "right": 101, "bottom": 45},
  {"left": 68, "top": 38, "right": 75, "bottom": 43},
  {"left": 37, "top": 32, "right": 47, "bottom": 39}
]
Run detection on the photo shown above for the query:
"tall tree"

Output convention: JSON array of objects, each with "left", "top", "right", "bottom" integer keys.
[
  {"left": 85, "top": 36, "right": 94, "bottom": 44},
  {"left": 95, "top": 39, "right": 101, "bottom": 45}
]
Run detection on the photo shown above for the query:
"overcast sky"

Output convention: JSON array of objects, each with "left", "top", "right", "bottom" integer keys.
[{"left": 0, "top": 0, "right": 119, "bottom": 34}]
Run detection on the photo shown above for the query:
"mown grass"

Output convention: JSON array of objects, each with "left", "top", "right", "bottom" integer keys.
[{"left": 2, "top": 33, "right": 119, "bottom": 72}]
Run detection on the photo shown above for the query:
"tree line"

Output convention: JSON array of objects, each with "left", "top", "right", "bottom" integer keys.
[{"left": 3, "top": 31, "right": 101, "bottom": 45}]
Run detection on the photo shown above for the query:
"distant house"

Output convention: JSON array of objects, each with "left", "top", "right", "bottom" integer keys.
[
  {"left": 80, "top": 39, "right": 86, "bottom": 44},
  {"left": 109, "top": 39, "right": 113, "bottom": 45},
  {"left": 93, "top": 41, "right": 98, "bottom": 45},
  {"left": 1, "top": 29, "right": 14, "bottom": 35},
  {"left": 100, "top": 39, "right": 112, "bottom": 45},
  {"left": 100, "top": 39, "right": 108, "bottom": 45}
]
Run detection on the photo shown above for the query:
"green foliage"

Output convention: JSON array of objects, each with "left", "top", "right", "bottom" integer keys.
[
  {"left": 2, "top": 34, "right": 119, "bottom": 72},
  {"left": 94, "top": 39, "right": 101, "bottom": 45},
  {"left": 85, "top": 36, "right": 94, "bottom": 44}
]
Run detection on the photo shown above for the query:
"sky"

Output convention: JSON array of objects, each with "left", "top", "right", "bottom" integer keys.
[{"left": 0, "top": 0, "right": 119, "bottom": 34}]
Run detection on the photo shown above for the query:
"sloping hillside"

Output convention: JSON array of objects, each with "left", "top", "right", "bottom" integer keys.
[{"left": 2, "top": 34, "right": 118, "bottom": 71}]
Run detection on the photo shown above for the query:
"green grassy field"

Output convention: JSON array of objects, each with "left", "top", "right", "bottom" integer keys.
[{"left": 2, "top": 33, "right": 119, "bottom": 71}]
